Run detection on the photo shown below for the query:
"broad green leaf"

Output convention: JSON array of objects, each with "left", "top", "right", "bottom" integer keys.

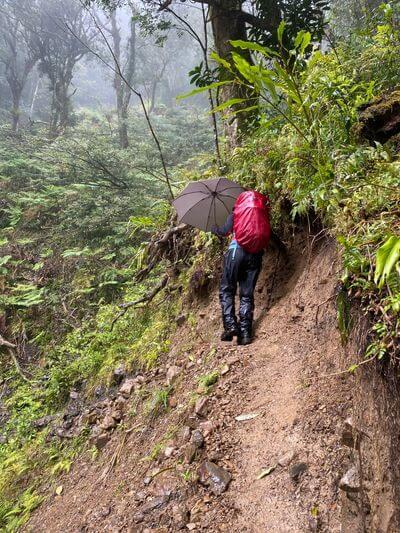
[
  {"left": 294, "top": 30, "right": 312, "bottom": 54},
  {"left": 277, "top": 21, "right": 286, "bottom": 45},
  {"left": 231, "top": 53, "right": 256, "bottom": 84},
  {"left": 61, "top": 247, "right": 91, "bottom": 258},
  {"left": 232, "top": 104, "right": 259, "bottom": 115},
  {"left": 211, "top": 98, "right": 246, "bottom": 113},
  {"left": 210, "top": 51, "right": 232, "bottom": 70},
  {"left": 294, "top": 30, "right": 306, "bottom": 49},
  {"left": 177, "top": 81, "right": 231, "bottom": 100},
  {"left": 300, "top": 32, "right": 312, "bottom": 54},
  {"left": 374, "top": 235, "right": 400, "bottom": 288},
  {"left": 0, "top": 255, "right": 12, "bottom": 267},
  {"left": 230, "top": 40, "right": 278, "bottom": 57},
  {"left": 259, "top": 70, "right": 278, "bottom": 100}
]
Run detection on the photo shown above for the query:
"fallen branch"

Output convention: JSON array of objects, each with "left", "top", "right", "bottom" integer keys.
[
  {"left": 0, "top": 335, "right": 16, "bottom": 349},
  {"left": 110, "top": 274, "right": 169, "bottom": 330},
  {"left": 0, "top": 335, "right": 31, "bottom": 382},
  {"left": 318, "top": 355, "right": 377, "bottom": 379}
]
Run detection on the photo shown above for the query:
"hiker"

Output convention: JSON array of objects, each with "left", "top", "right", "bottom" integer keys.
[{"left": 212, "top": 190, "right": 271, "bottom": 346}]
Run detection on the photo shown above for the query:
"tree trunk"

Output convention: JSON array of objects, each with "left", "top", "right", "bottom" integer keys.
[
  {"left": 110, "top": 11, "right": 136, "bottom": 149},
  {"left": 29, "top": 74, "right": 41, "bottom": 119},
  {"left": 11, "top": 87, "right": 22, "bottom": 132},
  {"left": 118, "top": 104, "right": 129, "bottom": 149},
  {"left": 210, "top": 0, "right": 258, "bottom": 148},
  {"left": 50, "top": 78, "right": 71, "bottom": 137}
]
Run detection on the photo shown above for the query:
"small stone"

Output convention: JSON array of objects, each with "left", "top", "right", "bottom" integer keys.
[
  {"left": 133, "top": 512, "right": 144, "bottom": 524},
  {"left": 119, "top": 379, "right": 136, "bottom": 398},
  {"left": 82, "top": 409, "right": 99, "bottom": 425},
  {"left": 114, "top": 395, "right": 127, "bottom": 411},
  {"left": 176, "top": 314, "right": 187, "bottom": 326},
  {"left": 187, "top": 524, "right": 197, "bottom": 531},
  {"left": 168, "top": 397, "right": 178, "bottom": 408},
  {"left": 113, "top": 364, "right": 126, "bottom": 384},
  {"left": 99, "top": 506, "right": 111, "bottom": 517},
  {"left": 341, "top": 417, "right": 358, "bottom": 448},
  {"left": 278, "top": 450, "right": 296, "bottom": 467},
  {"left": 141, "top": 494, "right": 170, "bottom": 514},
  {"left": 198, "top": 461, "right": 231, "bottom": 495},
  {"left": 143, "top": 476, "right": 152, "bottom": 486},
  {"left": 94, "top": 385, "right": 105, "bottom": 398},
  {"left": 100, "top": 414, "right": 118, "bottom": 430},
  {"left": 182, "top": 443, "right": 197, "bottom": 464},
  {"left": 186, "top": 415, "right": 199, "bottom": 429},
  {"left": 289, "top": 462, "right": 308, "bottom": 481},
  {"left": 199, "top": 421, "right": 215, "bottom": 437},
  {"left": 221, "top": 365, "right": 230, "bottom": 376},
  {"left": 164, "top": 446, "right": 175, "bottom": 458},
  {"left": 33, "top": 414, "right": 57, "bottom": 429},
  {"left": 166, "top": 365, "right": 181, "bottom": 385},
  {"left": 181, "top": 426, "right": 191, "bottom": 442},
  {"left": 339, "top": 466, "right": 360, "bottom": 493},
  {"left": 55, "top": 427, "right": 77, "bottom": 439},
  {"left": 191, "top": 430, "right": 204, "bottom": 449},
  {"left": 111, "top": 408, "right": 122, "bottom": 421},
  {"left": 172, "top": 504, "right": 190, "bottom": 528},
  {"left": 69, "top": 390, "right": 79, "bottom": 400},
  {"left": 195, "top": 397, "right": 208, "bottom": 417},
  {"left": 133, "top": 491, "right": 146, "bottom": 502},
  {"left": 92, "top": 432, "right": 110, "bottom": 450}
]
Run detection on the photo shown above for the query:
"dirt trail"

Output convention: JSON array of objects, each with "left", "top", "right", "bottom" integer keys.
[
  {"left": 27, "top": 232, "right": 354, "bottom": 532},
  {"left": 211, "top": 234, "right": 351, "bottom": 532}
]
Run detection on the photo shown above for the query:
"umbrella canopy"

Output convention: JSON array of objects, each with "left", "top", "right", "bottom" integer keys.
[{"left": 173, "top": 177, "right": 244, "bottom": 232}]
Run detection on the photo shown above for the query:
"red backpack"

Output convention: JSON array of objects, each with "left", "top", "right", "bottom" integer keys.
[{"left": 233, "top": 191, "right": 271, "bottom": 253}]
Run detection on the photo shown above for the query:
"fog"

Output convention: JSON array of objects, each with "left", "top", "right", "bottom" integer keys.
[{"left": 0, "top": 0, "right": 208, "bottom": 131}]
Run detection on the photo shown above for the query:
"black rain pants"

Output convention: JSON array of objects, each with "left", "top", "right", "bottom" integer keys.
[{"left": 219, "top": 245, "right": 263, "bottom": 336}]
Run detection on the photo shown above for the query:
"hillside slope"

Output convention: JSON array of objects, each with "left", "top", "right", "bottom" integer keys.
[{"left": 25, "top": 229, "right": 395, "bottom": 532}]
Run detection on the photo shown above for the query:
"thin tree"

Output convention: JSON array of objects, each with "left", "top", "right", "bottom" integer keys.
[
  {"left": 67, "top": 2, "right": 174, "bottom": 199},
  {"left": 0, "top": 0, "right": 38, "bottom": 131},
  {"left": 95, "top": 3, "right": 136, "bottom": 148},
  {"left": 29, "top": 0, "right": 96, "bottom": 137}
]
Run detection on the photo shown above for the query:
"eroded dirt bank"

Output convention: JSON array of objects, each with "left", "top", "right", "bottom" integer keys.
[{"left": 26, "top": 229, "right": 400, "bottom": 532}]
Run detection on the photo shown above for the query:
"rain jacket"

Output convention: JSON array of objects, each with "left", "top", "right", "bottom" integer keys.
[{"left": 212, "top": 213, "right": 263, "bottom": 337}]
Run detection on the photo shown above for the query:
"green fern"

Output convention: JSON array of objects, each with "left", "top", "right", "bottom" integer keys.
[{"left": 374, "top": 235, "right": 400, "bottom": 288}]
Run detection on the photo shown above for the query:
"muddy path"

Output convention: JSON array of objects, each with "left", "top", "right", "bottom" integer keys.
[
  {"left": 205, "top": 234, "right": 352, "bottom": 532},
  {"left": 27, "top": 232, "right": 357, "bottom": 532}
]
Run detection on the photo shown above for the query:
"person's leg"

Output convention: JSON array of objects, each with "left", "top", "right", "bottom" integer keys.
[
  {"left": 219, "top": 248, "right": 240, "bottom": 340},
  {"left": 238, "top": 252, "right": 262, "bottom": 344}
]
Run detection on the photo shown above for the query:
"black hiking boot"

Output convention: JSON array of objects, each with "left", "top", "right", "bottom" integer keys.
[
  {"left": 237, "top": 333, "right": 252, "bottom": 346},
  {"left": 221, "top": 328, "right": 239, "bottom": 342}
]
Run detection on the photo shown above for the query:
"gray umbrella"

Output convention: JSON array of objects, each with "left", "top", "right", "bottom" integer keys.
[{"left": 173, "top": 177, "right": 244, "bottom": 232}]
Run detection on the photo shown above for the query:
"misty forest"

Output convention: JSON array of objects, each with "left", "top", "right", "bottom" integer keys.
[{"left": 0, "top": 0, "right": 399, "bottom": 530}]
